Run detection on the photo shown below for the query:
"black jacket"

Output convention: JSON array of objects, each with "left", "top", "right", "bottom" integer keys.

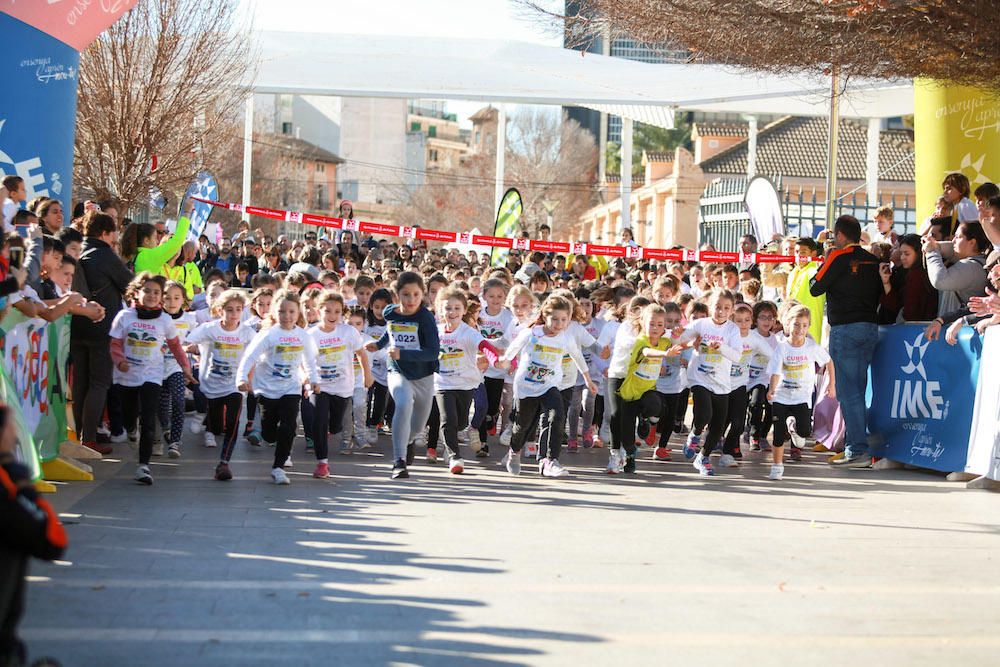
[
  {"left": 71, "top": 238, "right": 133, "bottom": 341},
  {"left": 809, "top": 244, "right": 882, "bottom": 326}
]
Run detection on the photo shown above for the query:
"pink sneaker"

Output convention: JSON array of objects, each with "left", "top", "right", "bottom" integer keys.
[
  {"left": 312, "top": 462, "right": 330, "bottom": 478},
  {"left": 567, "top": 439, "right": 579, "bottom": 453},
  {"left": 581, "top": 429, "right": 594, "bottom": 448}
]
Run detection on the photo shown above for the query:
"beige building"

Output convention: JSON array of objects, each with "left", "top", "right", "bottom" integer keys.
[
  {"left": 408, "top": 103, "right": 470, "bottom": 171},
  {"left": 468, "top": 107, "right": 500, "bottom": 156}
]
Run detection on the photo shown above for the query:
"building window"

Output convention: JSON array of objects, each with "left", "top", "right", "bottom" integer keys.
[
  {"left": 428, "top": 125, "right": 437, "bottom": 138},
  {"left": 429, "top": 149, "right": 439, "bottom": 162},
  {"left": 314, "top": 184, "right": 328, "bottom": 209},
  {"left": 316, "top": 162, "right": 325, "bottom": 173},
  {"left": 281, "top": 122, "right": 293, "bottom": 135},
  {"left": 475, "top": 131, "right": 481, "bottom": 145},
  {"left": 411, "top": 121, "right": 421, "bottom": 131}
]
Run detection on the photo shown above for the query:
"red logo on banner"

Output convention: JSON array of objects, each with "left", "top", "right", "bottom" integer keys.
[
  {"left": 625, "top": 245, "right": 641, "bottom": 259},
  {"left": 684, "top": 249, "right": 699, "bottom": 262},
  {"left": 459, "top": 232, "right": 472, "bottom": 245},
  {"left": 343, "top": 219, "right": 360, "bottom": 232},
  {"left": 401, "top": 226, "right": 415, "bottom": 238},
  {"left": 513, "top": 238, "right": 530, "bottom": 250},
  {"left": 286, "top": 211, "right": 302, "bottom": 223},
  {"left": 571, "top": 242, "right": 587, "bottom": 255},
  {"left": 740, "top": 252, "right": 757, "bottom": 264}
]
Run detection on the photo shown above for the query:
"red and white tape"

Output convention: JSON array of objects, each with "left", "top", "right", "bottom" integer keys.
[{"left": 194, "top": 197, "right": 800, "bottom": 264}]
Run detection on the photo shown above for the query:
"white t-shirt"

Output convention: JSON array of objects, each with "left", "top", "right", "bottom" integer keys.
[
  {"left": 729, "top": 330, "right": 774, "bottom": 391},
  {"left": 237, "top": 326, "right": 320, "bottom": 399},
  {"left": 747, "top": 331, "right": 780, "bottom": 388},
  {"left": 582, "top": 317, "right": 606, "bottom": 383},
  {"left": 503, "top": 325, "right": 587, "bottom": 399},
  {"left": 956, "top": 197, "right": 979, "bottom": 223},
  {"left": 478, "top": 306, "right": 513, "bottom": 380},
  {"left": 364, "top": 321, "right": 389, "bottom": 385},
  {"left": 607, "top": 322, "right": 640, "bottom": 380},
  {"left": 186, "top": 320, "right": 257, "bottom": 399},
  {"left": 436, "top": 322, "right": 488, "bottom": 391},
  {"left": 656, "top": 348, "right": 690, "bottom": 395},
  {"left": 162, "top": 311, "right": 198, "bottom": 379},
  {"left": 678, "top": 318, "right": 743, "bottom": 395},
  {"left": 559, "top": 321, "right": 596, "bottom": 390},
  {"left": 110, "top": 309, "right": 179, "bottom": 387},
  {"left": 2, "top": 198, "right": 18, "bottom": 233},
  {"left": 309, "top": 323, "right": 365, "bottom": 398},
  {"left": 766, "top": 338, "right": 831, "bottom": 407}
]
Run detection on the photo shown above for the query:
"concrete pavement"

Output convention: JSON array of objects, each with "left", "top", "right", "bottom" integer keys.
[{"left": 20, "top": 425, "right": 1000, "bottom": 666}]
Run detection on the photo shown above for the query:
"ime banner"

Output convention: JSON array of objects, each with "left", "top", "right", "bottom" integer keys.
[
  {"left": 868, "top": 324, "right": 982, "bottom": 473},
  {"left": 0, "top": 13, "right": 80, "bottom": 216}
]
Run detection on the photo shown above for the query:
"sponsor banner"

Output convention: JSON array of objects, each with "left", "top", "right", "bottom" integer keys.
[
  {"left": 914, "top": 80, "right": 1000, "bottom": 217},
  {"left": 964, "top": 326, "right": 1000, "bottom": 480},
  {"left": 0, "top": 311, "right": 71, "bottom": 480},
  {"left": 492, "top": 188, "right": 523, "bottom": 267},
  {"left": 869, "top": 324, "right": 982, "bottom": 473},
  {"left": 180, "top": 170, "right": 218, "bottom": 241},
  {"left": 3, "top": 0, "right": 137, "bottom": 51},
  {"left": 0, "top": 14, "right": 80, "bottom": 218},
  {"left": 191, "top": 197, "right": 818, "bottom": 264}
]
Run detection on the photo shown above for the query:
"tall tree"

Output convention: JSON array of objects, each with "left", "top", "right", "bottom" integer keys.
[
  {"left": 522, "top": 1, "right": 1000, "bottom": 90},
  {"left": 606, "top": 114, "right": 693, "bottom": 177},
  {"left": 74, "top": 0, "right": 253, "bottom": 211}
]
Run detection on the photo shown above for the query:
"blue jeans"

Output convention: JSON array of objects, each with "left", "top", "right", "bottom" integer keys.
[
  {"left": 387, "top": 372, "right": 436, "bottom": 462},
  {"left": 828, "top": 322, "right": 878, "bottom": 458}
]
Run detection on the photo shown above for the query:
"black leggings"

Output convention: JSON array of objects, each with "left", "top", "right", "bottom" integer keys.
[
  {"left": 691, "top": 385, "right": 729, "bottom": 457},
  {"left": 656, "top": 391, "right": 684, "bottom": 447},
  {"left": 771, "top": 402, "right": 813, "bottom": 447},
  {"left": 119, "top": 382, "right": 161, "bottom": 465},
  {"left": 479, "top": 376, "right": 505, "bottom": 440},
  {"left": 246, "top": 391, "right": 258, "bottom": 426},
  {"left": 207, "top": 393, "right": 243, "bottom": 462},
  {"left": 366, "top": 382, "right": 389, "bottom": 427},
  {"left": 261, "top": 394, "right": 301, "bottom": 469},
  {"left": 746, "top": 384, "right": 772, "bottom": 441},
  {"left": 310, "top": 392, "right": 351, "bottom": 460},
  {"left": 673, "top": 388, "right": 690, "bottom": 432},
  {"left": 618, "top": 390, "right": 661, "bottom": 457},
  {"left": 436, "top": 389, "right": 474, "bottom": 457},
  {"left": 722, "top": 386, "right": 748, "bottom": 455},
  {"left": 510, "top": 387, "right": 565, "bottom": 460}
]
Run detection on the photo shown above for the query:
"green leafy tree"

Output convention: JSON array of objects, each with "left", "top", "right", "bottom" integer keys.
[{"left": 605, "top": 114, "right": 692, "bottom": 177}]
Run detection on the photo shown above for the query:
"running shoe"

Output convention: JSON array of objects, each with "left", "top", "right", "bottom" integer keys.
[
  {"left": 426, "top": 447, "right": 438, "bottom": 464},
  {"left": 637, "top": 419, "right": 651, "bottom": 439},
  {"left": 366, "top": 426, "right": 379, "bottom": 445},
  {"left": 406, "top": 442, "right": 415, "bottom": 466},
  {"left": 499, "top": 423, "right": 513, "bottom": 447},
  {"left": 152, "top": 440, "right": 164, "bottom": 457},
  {"left": 215, "top": 462, "right": 233, "bottom": 481},
  {"left": 541, "top": 457, "right": 569, "bottom": 478},
  {"left": 751, "top": 438, "right": 762, "bottom": 452},
  {"left": 719, "top": 454, "right": 738, "bottom": 468},
  {"left": 283, "top": 456, "right": 293, "bottom": 468},
  {"left": 82, "top": 440, "right": 113, "bottom": 456},
  {"left": 581, "top": 428, "right": 594, "bottom": 448},
  {"left": 457, "top": 429, "right": 469, "bottom": 446},
  {"left": 448, "top": 456, "right": 465, "bottom": 475},
  {"left": 271, "top": 467, "right": 290, "bottom": 485},
  {"left": 312, "top": 462, "right": 330, "bottom": 479},
  {"left": 693, "top": 453, "right": 715, "bottom": 476},
  {"left": 683, "top": 432, "right": 701, "bottom": 460},
  {"left": 623, "top": 455, "right": 637, "bottom": 474},
  {"left": 245, "top": 429, "right": 261, "bottom": 447},
  {"left": 789, "top": 446, "right": 803, "bottom": 462},
  {"left": 109, "top": 430, "right": 129, "bottom": 444},
  {"left": 476, "top": 443, "right": 490, "bottom": 459},
  {"left": 606, "top": 448, "right": 622, "bottom": 475},
  {"left": 524, "top": 442, "right": 539, "bottom": 459},
  {"left": 202, "top": 432, "right": 217, "bottom": 448},
  {"left": 391, "top": 459, "right": 409, "bottom": 479},
  {"left": 567, "top": 439, "right": 579, "bottom": 453},
  {"left": 167, "top": 442, "right": 181, "bottom": 459},
  {"left": 768, "top": 464, "right": 784, "bottom": 480},
  {"left": 653, "top": 446, "right": 671, "bottom": 461},
  {"left": 469, "top": 429, "right": 483, "bottom": 453},
  {"left": 134, "top": 465, "right": 153, "bottom": 485},
  {"left": 502, "top": 449, "right": 521, "bottom": 475},
  {"left": 189, "top": 419, "right": 204, "bottom": 435},
  {"left": 305, "top": 437, "right": 314, "bottom": 452}
]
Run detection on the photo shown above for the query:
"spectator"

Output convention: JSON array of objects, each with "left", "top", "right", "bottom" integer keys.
[
  {"left": 809, "top": 215, "right": 882, "bottom": 467},
  {"left": 861, "top": 206, "right": 899, "bottom": 247},
  {"left": 1, "top": 177, "right": 26, "bottom": 232},
  {"left": 570, "top": 255, "right": 597, "bottom": 281},
  {"left": 787, "top": 237, "right": 825, "bottom": 342},
  {"left": 878, "top": 233, "right": 938, "bottom": 324},
  {"left": 169, "top": 241, "right": 204, "bottom": 299},
  {"left": 738, "top": 233, "right": 761, "bottom": 280},
  {"left": 71, "top": 211, "right": 134, "bottom": 455},
  {"left": 924, "top": 221, "right": 990, "bottom": 314},
  {"left": 36, "top": 198, "right": 63, "bottom": 235}
]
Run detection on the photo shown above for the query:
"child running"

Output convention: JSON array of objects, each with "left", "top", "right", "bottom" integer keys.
[
  {"left": 498, "top": 294, "right": 597, "bottom": 478},
  {"left": 766, "top": 304, "right": 836, "bottom": 480},
  {"left": 158, "top": 280, "right": 197, "bottom": 459},
  {"left": 109, "top": 272, "right": 196, "bottom": 485},
  {"left": 746, "top": 301, "right": 779, "bottom": 451},
  {"left": 344, "top": 306, "right": 375, "bottom": 453},
  {"left": 719, "top": 302, "right": 773, "bottom": 468},
  {"left": 671, "top": 289, "right": 743, "bottom": 477},
  {"left": 364, "top": 288, "right": 392, "bottom": 445},
  {"left": 237, "top": 289, "right": 320, "bottom": 485},
  {"left": 366, "top": 272, "right": 440, "bottom": 480},
  {"left": 476, "top": 278, "right": 512, "bottom": 458},
  {"left": 653, "top": 302, "right": 687, "bottom": 461},
  {"left": 308, "top": 293, "right": 371, "bottom": 479},
  {"left": 435, "top": 286, "right": 500, "bottom": 474},
  {"left": 186, "top": 289, "right": 257, "bottom": 481}
]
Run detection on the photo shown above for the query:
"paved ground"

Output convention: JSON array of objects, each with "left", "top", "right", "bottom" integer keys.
[{"left": 20, "top": 422, "right": 1000, "bottom": 667}]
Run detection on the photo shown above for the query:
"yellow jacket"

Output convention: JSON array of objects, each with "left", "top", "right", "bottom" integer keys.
[{"left": 787, "top": 260, "right": 824, "bottom": 342}]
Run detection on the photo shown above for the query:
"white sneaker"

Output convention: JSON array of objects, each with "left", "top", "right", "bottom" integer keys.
[
  {"left": 189, "top": 418, "right": 204, "bottom": 435},
  {"left": 202, "top": 432, "right": 217, "bottom": 448},
  {"left": 109, "top": 430, "right": 128, "bottom": 444},
  {"left": 167, "top": 443, "right": 181, "bottom": 459},
  {"left": 606, "top": 448, "right": 622, "bottom": 475},
  {"left": 271, "top": 467, "right": 291, "bottom": 485},
  {"left": 448, "top": 456, "right": 465, "bottom": 474},
  {"left": 468, "top": 429, "right": 483, "bottom": 453},
  {"left": 283, "top": 456, "right": 293, "bottom": 468},
  {"left": 457, "top": 429, "right": 470, "bottom": 446},
  {"left": 152, "top": 440, "right": 164, "bottom": 457},
  {"left": 719, "top": 454, "right": 738, "bottom": 468},
  {"left": 499, "top": 424, "right": 513, "bottom": 447},
  {"left": 768, "top": 464, "right": 784, "bottom": 480},
  {"left": 541, "top": 457, "right": 569, "bottom": 478},
  {"left": 134, "top": 465, "right": 153, "bottom": 485},
  {"left": 787, "top": 416, "right": 807, "bottom": 450},
  {"left": 502, "top": 449, "right": 521, "bottom": 475},
  {"left": 693, "top": 453, "right": 711, "bottom": 476}
]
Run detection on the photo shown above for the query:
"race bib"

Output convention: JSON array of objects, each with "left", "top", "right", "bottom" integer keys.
[{"left": 390, "top": 323, "right": 420, "bottom": 350}]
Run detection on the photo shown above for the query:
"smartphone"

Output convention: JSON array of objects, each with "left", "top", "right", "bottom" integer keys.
[{"left": 9, "top": 246, "right": 24, "bottom": 270}]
